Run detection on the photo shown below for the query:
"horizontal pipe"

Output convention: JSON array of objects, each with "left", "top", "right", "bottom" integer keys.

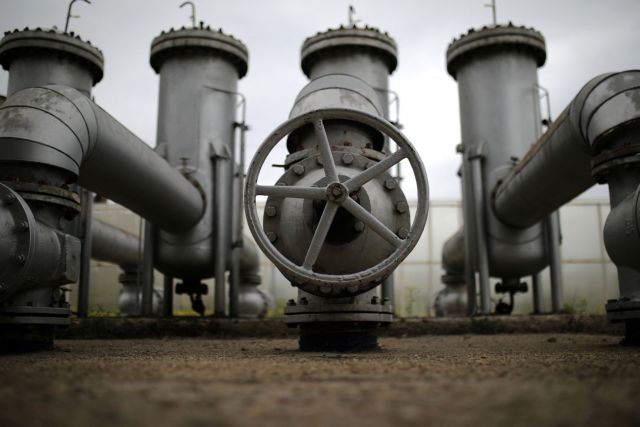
[
  {"left": 0, "top": 85, "right": 205, "bottom": 233},
  {"left": 91, "top": 219, "right": 140, "bottom": 268},
  {"left": 493, "top": 71, "right": 640, "bottom": 228}
]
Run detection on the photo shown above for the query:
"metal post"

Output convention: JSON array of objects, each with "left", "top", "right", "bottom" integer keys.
[
  {"left": 381, "top": 275, "right": 394, "bottom": 309},
  {"left": 162, "top": 275, "right": 173, "bottom": 317},
  {"left": 547, "top": 211, "right": 563, "bottom": 313},
  {"left": 77, "top": 189, "right": 93, "bottom": 318},
  {"left": 213, "top": 156, "right": 228, "bottom": 317},
  {"left": 531, "top": 272, "right": 543, "bottom": 314},
  {"left": 460, "top": 147, "right": 477, "bottom": 316},
  {"left": 469, "top": 150, "right": 491, "bottom": 314},
  {"left": 141, "top": 220, "right": 155, "bottom": 316}
]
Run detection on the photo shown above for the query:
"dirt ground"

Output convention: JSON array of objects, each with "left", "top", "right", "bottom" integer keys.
[{"left": 0, "top": 335, "right": 639, "bottom": 427}]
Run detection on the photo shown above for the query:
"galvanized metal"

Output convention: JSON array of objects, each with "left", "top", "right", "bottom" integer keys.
[
  {"left": 0, "top": 85, "right": 205, "bottom": 233},
  {"left": 141, "top": 220, "right": 155, "bottom": 317},
  {"left": 446, "top": 24, "right": 548, "bottom": 283},
  {"left": 77, "top": 190, "right": 93, "bottom": 318},
  {"left": 0, "top": 182, "right": 80, "bottom": 305},
  {"left": 91, "top": 218, "right": 140, "bottom": 268},
  {"left": 0, "top": 28, "right": 103, "bottom": 96},
  {"left": 301, "top": 25, "right": 397, "bottom": 130},
  {"left": 150, "top": 26, "right": 248, "bottom": 298},
  {"left": 494, "top": 71, "right": 640, "bottom": 227},
  {"left": 245, "top": 107, "right": 428, "bottom": 297}
]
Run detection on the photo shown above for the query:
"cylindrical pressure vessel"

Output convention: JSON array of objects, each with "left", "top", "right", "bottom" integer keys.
[
  {"left": 150, "top": 25, "right": 248, "bottom": 280},
  {"left": 446, "top": 24, "right": 548, "bottom": 278},
  {"left": 301, "top": 26, "right": 397, "bottom": 118}
]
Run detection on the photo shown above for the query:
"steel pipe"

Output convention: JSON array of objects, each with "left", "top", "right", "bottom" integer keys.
[
  {"left": 91, "top": 218, "right": 140, "bottom": 268},
  {"left": 493, "top": 71, "right": 640, "bottom": 228},
  {"left": 0, "top": 85, "right": 205, "bottom": 233}
]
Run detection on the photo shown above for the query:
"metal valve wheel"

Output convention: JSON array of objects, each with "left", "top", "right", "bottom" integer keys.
[{"left": 245, "top": 108, "right": 429, "bottom": 296}]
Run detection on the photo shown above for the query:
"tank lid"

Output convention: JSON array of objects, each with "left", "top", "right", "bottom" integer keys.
[
  {"left": 301, "top": 25, "right": 398, "bottom": 77},
  {"left": 0, "top": 28, "right": 104, "bottom": 84},
  {"left": 446, "top": 23, "right": 546, "bottom": 78},
  {"left": 150, "top": 25, "right": 248, "bottom": 78}
]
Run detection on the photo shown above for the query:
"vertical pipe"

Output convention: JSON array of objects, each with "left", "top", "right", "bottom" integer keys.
[
  {"left": 547, "top": 212, "right": 563, "bottom": 313},
  {"left": 531, "top": 272, "right": 543, "bottom": 314},
  {"left": 461, "top": 150, "right": 477, "bottom": 315},
  {"left": 162, "top": 275, "right": 173, "bottom": 317},
  {"left": 213, "top": 157, "right": 227, "bottom": 317},
  {"left": 77, "top": 190, "right": 93, "bottom": 318},
  {"left": 469, "top": 152, "right": 491, "bottom": 314},
  {"left": 141, "top": 220, "right": 155, "bottom": 316},
  {"left": 229, "top": 160, "right": 241, "bottom": 318}
]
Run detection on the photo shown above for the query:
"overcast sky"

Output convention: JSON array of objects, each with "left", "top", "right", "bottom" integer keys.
[{"left": 1, "top": 0, "right": 638, "bottom": 200}]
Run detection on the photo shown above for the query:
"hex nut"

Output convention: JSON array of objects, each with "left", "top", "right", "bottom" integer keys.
[
  {"left": 4, "top": 193, "right": 16, "bottom": 204},
  {"left": 384, "top": 178, "right": 397, "bottom": 190},
  {"left": 342, "top": 153, "right": 354, "bottom": 165},
  {"left": 265, "top": 205, "right": 278, "bottom": 217},
  {"left": 267, "top": 231, "right": 278, "bottom": 242},
  {"left": 395, "top": 201, "right": 408, "bottom": 213},
  {"left": 292, "top": 164, "right": 305, "bottom": 175},
  {"left": 17, "top": 220, "right": 29, "bottom": 231},
  {"left": 354, "top": 221, "right": 365, "bottom": 232},
  {"left": 397, "top": 227, "right": 409, "bottom": 239}
]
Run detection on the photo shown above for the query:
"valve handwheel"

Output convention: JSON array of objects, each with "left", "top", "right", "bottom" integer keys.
[{"left": 245, "top": 108, "right": 429, "bottom": 296}]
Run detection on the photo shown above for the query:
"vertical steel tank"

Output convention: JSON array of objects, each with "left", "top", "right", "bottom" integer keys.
[
  {"left": 301, "top": 25, "right": 397, "bottom": 118},
  {"left": 301, "top": 25, "right": 399, "bottom": 304},
  {"left": 149, "top": 24, "right": 248, "bottom": 315},
  {"left": 446, "top": 24, "right": 548, "bottom": 285}
]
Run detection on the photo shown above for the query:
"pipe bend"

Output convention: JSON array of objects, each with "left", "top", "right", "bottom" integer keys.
[
  {"left": 0, "top": 85, "right": 205, "bottom": 233},
  {"left": 442, "top": 227, "right": 465, "bottom": 276}
]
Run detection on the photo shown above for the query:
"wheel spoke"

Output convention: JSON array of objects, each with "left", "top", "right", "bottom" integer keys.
[
  {"left": 342, "top": 198, "right": 403, "bottom": 248},
  {"left": 302, "top": 201, "right": 339, "bottom": 270},
  {"left": 344, "top": 149, "right": 407, "bottom": 192},
  {"left": 313, "top": 119, "right": 338, "bottom": 182},
  {"left": 256, "top": 185, "right": 326, "bottom": 200}
]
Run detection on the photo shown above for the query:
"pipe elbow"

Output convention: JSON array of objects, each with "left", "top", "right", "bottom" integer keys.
[
  {"left": 0, "top": 85, "right": 96, "bottom": 178},
  {"left": 578, "top": 71, "right": 640, "bottom": 151},
  {"left": 442, "top": 227, "right": 465, "bottom": 276},
  {"left": 604, "top": 184, "right": 640, "bottom": 270}
]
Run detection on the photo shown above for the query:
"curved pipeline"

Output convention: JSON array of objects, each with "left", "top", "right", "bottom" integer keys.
[
  {"left": 493, "top": 71, "right": 640, "bottom": 229},
  {"left": 442, "top": 228, "right": 465, "bottom": 278},
  {"left": 0, "top": 85, "right": 205, "bottom": 233},
  {"left": 91, "top": 219, "right": 140, "bottom": 269}
]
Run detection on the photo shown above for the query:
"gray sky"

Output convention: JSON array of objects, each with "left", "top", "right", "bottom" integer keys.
[{"left": 1, "top": 0, "right": 638, "bottom": 200}]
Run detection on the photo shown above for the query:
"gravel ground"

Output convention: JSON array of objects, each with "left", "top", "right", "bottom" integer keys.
[{"left": 0, "top": 335, "right": 639, "bottom": 427}]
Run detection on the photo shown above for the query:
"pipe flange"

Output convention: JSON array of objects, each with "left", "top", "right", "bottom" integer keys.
[
  {"left": 0, "top": 28, "right": 104, "bottom": 84},
  {"left": 301, "top": 25, "right": 398, "bottom": 77},
  {"left": 591, "top": 144, "right": 640, "bottom": 183},
  {"left": 0, "top": 183, "right": 37, "bottom": 300},
  {"left": 606, "top": 299, "right": 640, "bottom": 322},
  {"left": 285, "top": 145, "right": 386, "bottom": 167},
  {"left": 1, "top": 181, "right": 81, "bottom": 216},
  {"left": 150, "top": 26, "right": 249, "bottom": 77},
  {"left": 446, "top": 23, "right": 546, "bottom": 78}
]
